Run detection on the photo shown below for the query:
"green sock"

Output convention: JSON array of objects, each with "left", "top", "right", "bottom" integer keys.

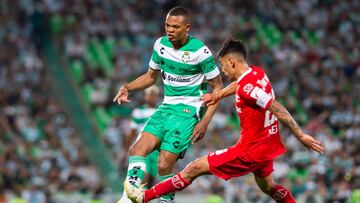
[
  {"left": 126, "top": 156, "right": 146, "bottom": 187},
  {"left": 159, "top": 173, "right": 175, "bottom": 201}
]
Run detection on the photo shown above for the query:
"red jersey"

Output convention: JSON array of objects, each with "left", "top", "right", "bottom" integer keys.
[{"left": 234, "top": 66, "right": 286, "bottom": 162}]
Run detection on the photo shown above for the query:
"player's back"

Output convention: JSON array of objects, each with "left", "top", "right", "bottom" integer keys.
[{"left": 234, "top": 66, "right": 286, "bottom": 162}]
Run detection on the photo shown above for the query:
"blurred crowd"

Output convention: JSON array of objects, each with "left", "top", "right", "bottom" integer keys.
[
  {"left": 0, "top": 2, "right": 103, "bottom": 203},
  {"left": 50, "top": 0, "right": 359, "bottom": 202},
  {"left": 1, "top": 0, "right": 359, "bottom": 202}
]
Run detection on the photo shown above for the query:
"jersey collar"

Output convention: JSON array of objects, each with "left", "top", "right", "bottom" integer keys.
[{"left": 237, "top": 66, "right": 252, "bottom": 83}]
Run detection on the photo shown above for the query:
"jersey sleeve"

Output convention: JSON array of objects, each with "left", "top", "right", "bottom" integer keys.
[
  {"left": 148, "top": 38, "right": 161, "bottom": 71},
  {"left": 238, "top": 80, "right": 273, "bottom": 109},
  {"left": 198, "top": 46, "right": 220, "bottom": 80}
]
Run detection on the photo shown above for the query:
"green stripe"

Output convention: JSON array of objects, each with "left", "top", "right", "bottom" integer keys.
[
  {"left": 152, "top": 51, "right": 201, "bottom": 76},
  {"left": 164, "top": 83, "right": 207, "bottom": 96},
  {"left": 151, "top": 49, "right": 160, "bottom": 64},
  {"left": 160, "top": 35, "right": 204, "bottom": 52},
  {"left": 159, "top": 36, "right": 173, "bottom": 48},
  {"left": 199, "top": 55, "right": 216, "bottom": 74}
]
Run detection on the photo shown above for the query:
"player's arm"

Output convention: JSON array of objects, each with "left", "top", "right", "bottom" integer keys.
[
  {"left": 113, "top": 68, "right": 160, "bottom": 104},
  {"left": 190, "top": 75, "right": 223, "bottom": 144},
  {"left": 268, "top": 99, "right": 324, "bottom": 154},
  {"left": 201, "top": 81, "right": 237, "bottom": 106}
]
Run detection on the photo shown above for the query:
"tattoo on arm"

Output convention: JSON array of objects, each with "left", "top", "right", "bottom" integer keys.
[{"left": 269, "top": 100, "right": 304, "bottom": 139}]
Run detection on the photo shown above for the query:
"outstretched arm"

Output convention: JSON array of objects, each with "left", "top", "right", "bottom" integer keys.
[
  {"left": 113, "top": 68, "right": 159, "bottom": 104},
  {"left": 201, "top": 81, "right": 237, "bottom": 106},
  {"left": 268, "top": 99, "right": 324, "bottom": 154},
  {"left": 190, "top": 75, "right": 223, "bottom": 144}
]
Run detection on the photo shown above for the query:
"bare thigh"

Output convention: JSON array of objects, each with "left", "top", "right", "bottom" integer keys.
[{"left": 129, "top": 132, "right": 161, "bottom": 156}]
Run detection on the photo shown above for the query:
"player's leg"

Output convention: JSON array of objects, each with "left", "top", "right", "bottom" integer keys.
[
  {"left": 126, "top": 132, "right": 160, "bottom": 187},
  {"left": 156, "top": 114, "right": 199, "bottom": 203},
  {"left": 125, "top": 156, "right": 210, "bottom": 203},
  {"left": 142, "top": 150, "right": 160, "bottom": 188},
  {"left": 118, "top": 132, "right": 160, "bottom": 203},
  {"left": 157, "top": 150, "right": 179, "bottom": 202},
  {"left": 254, "top": 160, "right": 296, "bottom": 203},
  {"left": 118, "top": 111, "right": 164, "bottom": 203}
]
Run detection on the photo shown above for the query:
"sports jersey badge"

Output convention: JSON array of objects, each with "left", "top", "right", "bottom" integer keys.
[
  {"left": 181, "top": 51, "right": 190, "bottom": 63},
  {"left": 243, "top": 83, "right": 254, "bottom": 94}
]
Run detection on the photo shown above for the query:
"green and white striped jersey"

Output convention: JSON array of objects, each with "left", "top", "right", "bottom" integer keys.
[
  {"left": 149, "top": 35, "right": 220, "bottom": 118},
  {"left": 130, "top": 104, "right": 157, "bottom": 132}
]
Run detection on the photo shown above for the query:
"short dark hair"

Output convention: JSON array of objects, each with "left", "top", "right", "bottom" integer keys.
[
  {"left": 218, "top": 38, "right": 247, "bottom": 59},
  {"left": 168, "top": 6, "right": 190, "bottom": 21}
]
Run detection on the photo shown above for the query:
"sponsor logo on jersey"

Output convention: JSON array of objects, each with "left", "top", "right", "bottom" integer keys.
[
  {"left": 243, "top": 83, "right": 254, "bottom": 94},
  {"left": 161, "top": 70, "right": 167, "bottom": 80},
  {"left": 181, "top": 51, "right": 190, "bottom": 63},
  {"left": 167, "top": 75, "right": 191, "bottom": 82}
]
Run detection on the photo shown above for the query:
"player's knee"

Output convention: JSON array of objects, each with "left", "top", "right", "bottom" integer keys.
[
  {"left": 128, "top": 143, "right": 146, "bottom": 156},
  {"left": 183, "top": 160, "right": 204, "bottom": 179},
  {"left": 128, "top": 144, "right": 138, "bottom": 156},
  {"left": 157, "top": 159, "right": 172, "bottom": 174}
]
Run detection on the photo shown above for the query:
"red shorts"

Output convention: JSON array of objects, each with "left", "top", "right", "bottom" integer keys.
[{"left": 207, "top": 146, "right": 274, "bottom": 180}]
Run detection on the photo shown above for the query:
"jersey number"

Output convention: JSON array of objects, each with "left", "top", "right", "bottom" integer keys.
[
  {"left": 264, "top": 111, "right": 278, "bottom": 135},
  {"left": 209, "top": 148, "right": 228, "bottom": 157}
]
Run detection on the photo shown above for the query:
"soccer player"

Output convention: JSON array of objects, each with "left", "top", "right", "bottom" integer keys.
[
  {"left": 124, "top": 39, "right": 324, "bottom": 203},
  {"left": 125, "top": 85, "right": 160, "bottom": 189},
  {"left": 114, "top": 6, "right": 223, "bottom": 203}
]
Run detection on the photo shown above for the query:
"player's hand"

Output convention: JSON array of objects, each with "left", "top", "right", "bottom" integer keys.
[
  {"left": 201, "top": 93, "right": 220, "bottom": 106},
  {"left": 113, "top": 85, "right": 131, "bottom": 104},
  {"left": 299, "top": 134, "right": 324, "bottom": 154},
  {"left": 190, "top": 120, "right": 208, "bottom": 144}
]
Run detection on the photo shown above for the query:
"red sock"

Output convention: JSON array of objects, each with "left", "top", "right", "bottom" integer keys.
[
  {"left": 270, "top": 185, "right": 296, "bottom": 203},
  {"left": 144, "top": 173, "right": 190, "bottom": 202}
]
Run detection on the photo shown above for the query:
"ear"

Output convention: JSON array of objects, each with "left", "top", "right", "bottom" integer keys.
[
  {"left": 186, "top": 24, "right": 191, "bottom": 32},
  {"left": 229, "top": 57, "right": 236, "bottom": 69}
]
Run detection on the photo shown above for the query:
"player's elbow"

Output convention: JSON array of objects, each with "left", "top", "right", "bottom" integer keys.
[{"left": 209, "top": 76, "right": 223, "bottom": 91}]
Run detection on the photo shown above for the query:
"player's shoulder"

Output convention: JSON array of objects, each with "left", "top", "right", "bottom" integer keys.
[
  {"left": 245, "top": 66, "right": 266, "bottom": 80},
  {"left": 188, "top": 35, "right": 205, "bottom": 47},
  {"left": 251, "top": 65, "right": 266, "bottom": 77},
  {"left": 182, "top": 35, "right": 207, "bottom": 52},
  {"left": 153, "top": 36, "right": 172, "bottom": 48}
]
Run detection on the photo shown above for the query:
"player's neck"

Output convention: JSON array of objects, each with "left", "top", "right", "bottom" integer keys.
[
  {"left": 236, "top": 63, "right": 250, "bottom": 81},
  {"left": 172, "top": 35, "right": 188, "bottom": 49}
]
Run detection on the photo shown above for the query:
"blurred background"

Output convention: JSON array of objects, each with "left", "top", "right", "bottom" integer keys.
[{"left": 0, "top": 0, "right": 359, "bottom": 202}]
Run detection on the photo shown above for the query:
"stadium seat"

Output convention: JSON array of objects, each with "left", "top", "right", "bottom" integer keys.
[{"left": 70, "top": 60, "right": 84, "bottom": 84}]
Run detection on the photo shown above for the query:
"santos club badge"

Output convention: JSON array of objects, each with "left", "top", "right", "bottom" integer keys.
[{"left": 181, "top": 51, "right": 190, "bottom": 63}]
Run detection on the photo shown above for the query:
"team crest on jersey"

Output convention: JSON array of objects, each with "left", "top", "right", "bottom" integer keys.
[
  {"left": 181, "top": 51, "right": 190, "bottom": 63},
  {"left": 243, "top": 83, "right": 254, "bottom": 94}
]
